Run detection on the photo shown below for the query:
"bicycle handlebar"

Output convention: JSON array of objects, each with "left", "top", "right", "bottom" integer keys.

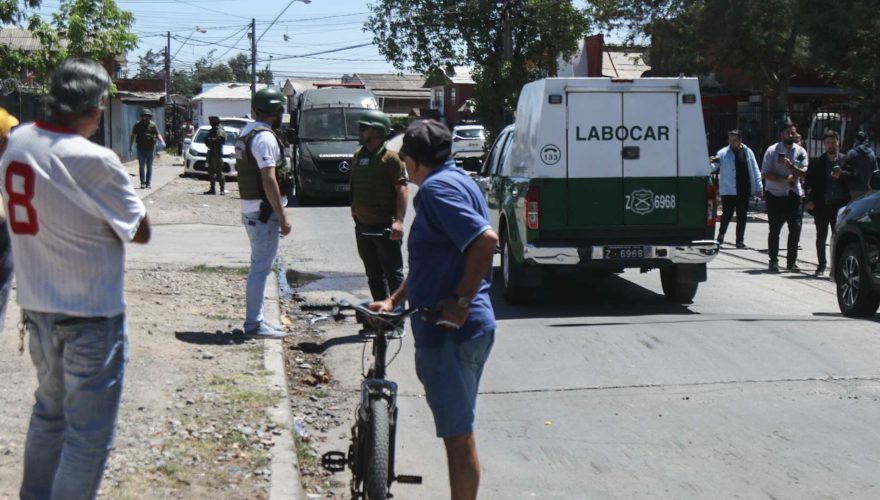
[{"left": 334, "top": 299, "right": 428, "bottom": 322}]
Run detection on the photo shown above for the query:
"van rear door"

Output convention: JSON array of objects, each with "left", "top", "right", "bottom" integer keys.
[{"left": 565, "top": 91, "right": 679, "bottom": 226}]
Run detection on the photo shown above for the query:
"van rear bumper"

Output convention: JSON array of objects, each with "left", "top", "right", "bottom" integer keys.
[{"left": 522, "top": 240, "right": 719, "bottom": 266}]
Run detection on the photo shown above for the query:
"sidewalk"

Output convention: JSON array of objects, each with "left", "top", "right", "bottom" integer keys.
[{"left": 0, "top": 153, "right": 304, "bottom": 499}]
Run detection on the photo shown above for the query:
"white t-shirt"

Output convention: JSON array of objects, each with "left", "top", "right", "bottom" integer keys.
[
  {"left": 0, "top": 122, "right": 146, "bottom": 317},
  {"left": 238, "top": 121, "right": 288, "bottom": 213}
]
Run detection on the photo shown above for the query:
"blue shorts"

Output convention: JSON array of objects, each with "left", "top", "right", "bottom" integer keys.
[{"left": 414, "top": 331, "right": 494, "bottom": 438}]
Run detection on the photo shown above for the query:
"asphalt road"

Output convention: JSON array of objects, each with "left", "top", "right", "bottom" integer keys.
[{"left": 281, "top": 197, "right": 880, "bottom": 499}]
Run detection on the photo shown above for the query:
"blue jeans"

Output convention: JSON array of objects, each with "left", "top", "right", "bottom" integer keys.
[
  {"left": 20, "top": 311, "right": 128, "bottom": 500},
  {"left": 136, "top": 148, "right": 153, "bottom": 185},
  {"left": 242, "top": 211, "right": 280, "bottom": 332}
]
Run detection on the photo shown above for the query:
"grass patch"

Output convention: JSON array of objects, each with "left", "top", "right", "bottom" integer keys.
[
  {"left": 189, "top": 264, "right": 249, "bottom": 275},
  {"left": 295, "top": 435, "right": 317, "bottom": 470}
]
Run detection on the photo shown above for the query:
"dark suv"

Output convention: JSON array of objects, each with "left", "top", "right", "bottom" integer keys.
[{"left": 831, "top": 192, "right": 880, "bottom": 316}]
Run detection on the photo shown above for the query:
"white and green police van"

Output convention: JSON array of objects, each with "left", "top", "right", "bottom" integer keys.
[{"left": 474, "top": 77, "right": 719, "bottom": 303}]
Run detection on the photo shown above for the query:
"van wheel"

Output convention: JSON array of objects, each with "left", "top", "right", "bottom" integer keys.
[
  {"left": 836, "top": 243, "right": 880, "bottom": 317},
  {"left": 500, "top": 230, "right": 534, "bottom": 304},
  {"left": 660, "top": 266, "right": 698, "bottom": 303}
]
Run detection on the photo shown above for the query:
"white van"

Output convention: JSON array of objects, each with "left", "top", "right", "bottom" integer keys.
[{"left": 474, "top": 77, "right": 719, "bottom": 303}]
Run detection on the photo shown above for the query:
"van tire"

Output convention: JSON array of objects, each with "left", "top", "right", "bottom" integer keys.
[
  {"left": 500, "top": 230, "right": 534, "bottom": 303},
  {"left": 660, "top": 266, "right": 698, "bottom": 303},
  {"left": 294, "top": 174, "right": 312, "bottom": 206}
]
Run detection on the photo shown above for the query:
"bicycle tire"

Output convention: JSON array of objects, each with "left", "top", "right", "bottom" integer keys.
[{"left": 365, "top": 397, "right": 391, "bottom": 499}]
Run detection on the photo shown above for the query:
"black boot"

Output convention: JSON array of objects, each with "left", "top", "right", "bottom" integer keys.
[{"left": 204, "top": 184, "right": 216, "bottom": 195}]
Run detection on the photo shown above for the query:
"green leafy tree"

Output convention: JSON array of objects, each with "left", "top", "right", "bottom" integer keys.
[
  {"left": 134, "top": 48, "right": 164, "bottom": 79},
  {"left": 257, "top": 63, "right": 273, "bottom": 85},
  {"left": 228, "top": 52, "right": 250, "bottom": 83},
  {"left": 0, "top": 0, "right": 41, "bottom": 24},
  {"left": 366, "top": 0, "right": 589, "bottom": 137}
]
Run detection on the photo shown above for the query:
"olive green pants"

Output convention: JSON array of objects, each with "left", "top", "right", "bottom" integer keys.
[{"left": 207, "top": 156, "right": 225, "bottom": 190}]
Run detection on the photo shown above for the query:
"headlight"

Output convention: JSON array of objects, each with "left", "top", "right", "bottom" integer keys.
[
  {"left": 836, "top": 206, "right": 848, "bottom": 226},
  {"left": 188, "top": 148, "right": 202, "bottom": 158}
]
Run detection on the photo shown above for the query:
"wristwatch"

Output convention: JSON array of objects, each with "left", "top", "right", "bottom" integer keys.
[{"left": 455, "top": 295, "right": 470, "bottom": 308}]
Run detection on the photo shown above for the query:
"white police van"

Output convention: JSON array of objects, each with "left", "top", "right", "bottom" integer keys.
[{"left": 474, "top": 77, "right": 719, "bottom": 303}]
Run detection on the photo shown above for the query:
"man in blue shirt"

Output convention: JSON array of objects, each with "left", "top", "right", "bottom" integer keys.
[{"left": 370, "top": 120, "right": 498, "bottom": 500}]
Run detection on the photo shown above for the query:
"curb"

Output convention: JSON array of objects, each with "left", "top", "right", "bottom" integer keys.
[{"left": 263, "top": 271, "right": 306, "bottom": 500}]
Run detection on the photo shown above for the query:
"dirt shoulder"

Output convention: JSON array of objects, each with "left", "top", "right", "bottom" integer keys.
[{"left": 0, "top": 161, "right": 289, "bottom": 499}]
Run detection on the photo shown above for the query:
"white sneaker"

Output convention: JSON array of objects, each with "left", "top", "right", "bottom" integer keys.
[{"left": 245, "top": 324, "right": 286, "bottom": 338}]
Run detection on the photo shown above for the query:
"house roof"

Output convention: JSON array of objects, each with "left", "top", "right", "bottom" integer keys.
[
  {"left": 447, "top": 67, "right": 475, "bottom": 85},
  {"left": 191, "top": 83, "right": 267, "bottom": 101},
  {"left": 282, "top": 78, "right": 343, "bottom": 95},
  {"left": 0, "top": 27, "right": 58, "bottom": 51},
  {"left": 354, "top": 73, "right": 431, "bottom": 101}
]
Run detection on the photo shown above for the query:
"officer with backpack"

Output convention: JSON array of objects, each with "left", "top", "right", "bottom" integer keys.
[
  {"left": 846, "top": 131, "right": 877, "bottom": 199},
  {"left": 234, "top": 87, "right": 292, "bottom": 338},
  {"left": 350, "top": 110, "right": 408, "bottom": 302}
]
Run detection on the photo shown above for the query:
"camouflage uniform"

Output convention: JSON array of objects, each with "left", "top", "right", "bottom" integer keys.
[{"left": 204, "top": 122, "right": 226, "bottom": 194}]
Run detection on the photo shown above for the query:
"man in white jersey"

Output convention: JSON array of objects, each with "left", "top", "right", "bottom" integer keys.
[
  {"left": 0, "top": 107, "right": 18, "bottom": 337},
  {"left": 234, "top": 87, "right": 291, "bottom": 337},
  {"left": 0, "top": 58, "right": 151, "bottom": 499}
]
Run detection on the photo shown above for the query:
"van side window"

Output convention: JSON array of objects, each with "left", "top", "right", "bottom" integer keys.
[
  {"left": 497, "top": 135, "right": 514, "bottom": 176},
  {"left": 482, "top": 130, "right": 511, "bottom": 176}
]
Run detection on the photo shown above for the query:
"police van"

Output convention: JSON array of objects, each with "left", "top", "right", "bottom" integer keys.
[{"left": 474, "top": 77, "right": 719, "bottom": 303}]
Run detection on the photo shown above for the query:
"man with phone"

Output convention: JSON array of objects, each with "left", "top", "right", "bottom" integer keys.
[
  {"left": 805, "top": 130, "right": 851, "bottom": 275},
  {"left": 761, "top": 120, "right": 809, "bottom": 273},
  {"left": 369, "top": 120, "right": 497, "bottom": 500}
]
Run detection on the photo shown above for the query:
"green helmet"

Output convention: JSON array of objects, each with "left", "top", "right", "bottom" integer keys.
[
  {"left": 141, "top": 108, "right": 153, "bottom": 116},
  {"left": 357, "top": 109, "right": 391, "bottom": 137},
  {"left": 252, "top": 87, "right": 286, "bottom": 115}
]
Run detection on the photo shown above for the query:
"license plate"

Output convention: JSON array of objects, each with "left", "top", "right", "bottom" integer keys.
[
  {"left": 467, "top": 142, "right": 481, "bottom": 149},
  {"left": 603, "top": 246, "right": 647, "bottom": 259},
  {"left": 336, "top": 184, "right": 350, "bottom": 192}
]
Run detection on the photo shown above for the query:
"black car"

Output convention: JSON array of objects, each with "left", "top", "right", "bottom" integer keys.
[{"left": 831, "top": 192, "right": 880, "bottom": 316}]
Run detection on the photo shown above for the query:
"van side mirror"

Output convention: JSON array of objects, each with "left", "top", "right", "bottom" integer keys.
[{"left": 286, "top": 127, "right": 297, "bottom": 143}]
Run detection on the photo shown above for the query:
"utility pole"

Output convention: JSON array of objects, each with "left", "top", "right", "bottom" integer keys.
[
  {"left": 251, "top": 18, "right": 257, "bottom": 100},
  {"left": 165, "top": 31, "right": 171, "bottom": 135}
]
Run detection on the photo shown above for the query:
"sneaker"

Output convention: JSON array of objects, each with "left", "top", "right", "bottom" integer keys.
[
  {"left": 768, "top": 261, "right": 780, "bottom": 273},
  {"left": 735, "top": 241, "right": 746, "bottom": 249},
  {"left": 145, "top": 183, "right": 152, "bottom": 189},
  {"left": 203, "top": 189, "right": 216, "bottom": 195},
  {"left": 815, "top": 264, "right": 827, "bottom": 276},
  {"left": 219, "top": 188, "right": 227, "bottom": 196},
  {"left": 245, "top": 324, "right": 286, "bottom": 338},
  {"left": 140, "top": 182, "right": 146, "bottom": 189},
  {"left": 786, "top": 263, "right": 801, "bottom": 273},
  {"left": 716, "top": 237, "right": 724, "bottom": 246}
]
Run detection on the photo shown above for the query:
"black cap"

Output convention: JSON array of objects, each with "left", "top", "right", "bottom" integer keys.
[
  {"left": 857, "top": 131, "right": 868, "bottom": 142},
  {"left": 400, "top": 119, "right": 451, "bottom": 165}
]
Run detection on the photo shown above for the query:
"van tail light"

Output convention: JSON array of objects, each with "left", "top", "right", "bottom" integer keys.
[
  {"left": 526, "top": 186, "right": 540, "bottom": 230},
  {"left": 706, "top": 182, "right": 717, "bottom": 227}
]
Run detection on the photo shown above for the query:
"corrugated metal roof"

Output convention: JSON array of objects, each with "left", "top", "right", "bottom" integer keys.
[
  {"left": 191, "top": 83, "right": 267, "bottom": 101},
  {"left": 447, "top": 67, "right": 475, "bottom": 85},
  {"left": 355, "top": 73, "right": 429, "bottom": 93},
  {"left": 0, "top": 27, "right": 48, "bottom": 51},
  {"left": 372, "top": 89, "right": 431, "bottom": 100}
]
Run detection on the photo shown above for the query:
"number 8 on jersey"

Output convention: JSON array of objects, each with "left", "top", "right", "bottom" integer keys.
[{"left": 5, "top": 161, "right": 39, "bottom": 235}]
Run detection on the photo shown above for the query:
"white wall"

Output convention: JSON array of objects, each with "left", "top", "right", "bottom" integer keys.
[{"left": 195, "top": 99, "right": 251, "bottom": 127}]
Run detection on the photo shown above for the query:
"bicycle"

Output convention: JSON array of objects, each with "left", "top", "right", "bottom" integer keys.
[{"left": 315, "top": 299, "right": 426, "bottom": 499}]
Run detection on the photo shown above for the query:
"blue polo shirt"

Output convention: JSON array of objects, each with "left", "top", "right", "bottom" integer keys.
[{"left": 408, "top": 160, "right": 496, "bottom": 348}]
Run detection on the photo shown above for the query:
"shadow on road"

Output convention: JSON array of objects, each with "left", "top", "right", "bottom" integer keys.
[
  {"left": 291, "top": 334, "right": 365, "bottom": 354},
  {"left": 813, "top": 311, "right": 880, "bottom": 323},
  {"left": 491, "top": 269, "right": 695, "bottom": 321},
  {"left": 175, "top": 330, "right": 250, "bottom": 345}
]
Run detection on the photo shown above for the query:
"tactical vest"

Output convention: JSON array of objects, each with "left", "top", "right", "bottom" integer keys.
[
  {"left": 235, "top": 125, "right": 293, "bottom": 200},
  {"left": 351, "top": 145, "right": 399, "bottom": 224}
]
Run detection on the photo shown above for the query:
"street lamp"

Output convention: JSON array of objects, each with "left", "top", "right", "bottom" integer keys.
[{"left": 252, "top": 0, "right": 311, "bottom": 98}]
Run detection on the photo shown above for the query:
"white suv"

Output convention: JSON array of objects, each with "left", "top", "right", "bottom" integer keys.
[{"left": 451, "top": 125, "right": 486, "bottom": 168}]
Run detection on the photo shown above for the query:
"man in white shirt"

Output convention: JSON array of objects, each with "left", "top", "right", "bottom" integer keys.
[
  {"left": 0, "top": 58, "right": 151, "bottom": 499},
  {"left": 234, "top": 87, "right": 291, "bottom": 337}
]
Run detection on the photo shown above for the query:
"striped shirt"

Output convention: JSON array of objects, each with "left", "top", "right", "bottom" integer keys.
[{"left": 0, "top": 122, "right": 146, "bottom": 317}]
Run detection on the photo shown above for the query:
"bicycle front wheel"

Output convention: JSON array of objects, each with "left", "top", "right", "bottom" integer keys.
[{"left": 365, "top": 397, "right": 391, "bottom": 499}]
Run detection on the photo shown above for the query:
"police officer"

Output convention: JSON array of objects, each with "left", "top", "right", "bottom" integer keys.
[
  {"left": 128, "top": 108, "right": 164, "bottom": 189},
  {"left": 204, "top": 116, "right": 227, "bottom": 195},
  {"left": 235, "top": 87, "right": 292, "bottom": 337},
  {"left": 351, "top": 110, "right": 408, "bottom": 302}
]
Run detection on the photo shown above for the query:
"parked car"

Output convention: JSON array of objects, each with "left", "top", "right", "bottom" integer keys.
[
  {"left": 219, "top": 117, "right": 253, "bottom": 131},
  {"left": 830, "top": 192, "right": 880, "bottom": 317},
  {"left": 183, "top": 125, "right": 239, "bottom": 178},
  {"left": 451, "top": 125, "right": 486, "bottom": 170}
]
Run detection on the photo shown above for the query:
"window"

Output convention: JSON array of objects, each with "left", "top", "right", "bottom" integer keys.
[
  {"left": 433, "top": 87, "right": 444, "bottom": 111},
  {"left": 450, "top": 87, "right": 457, "bottom": 106}
]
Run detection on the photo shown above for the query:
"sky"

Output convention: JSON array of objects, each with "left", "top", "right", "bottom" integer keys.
[{"left": 27, "top": 0, "right": 593, "bottom": 81}]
